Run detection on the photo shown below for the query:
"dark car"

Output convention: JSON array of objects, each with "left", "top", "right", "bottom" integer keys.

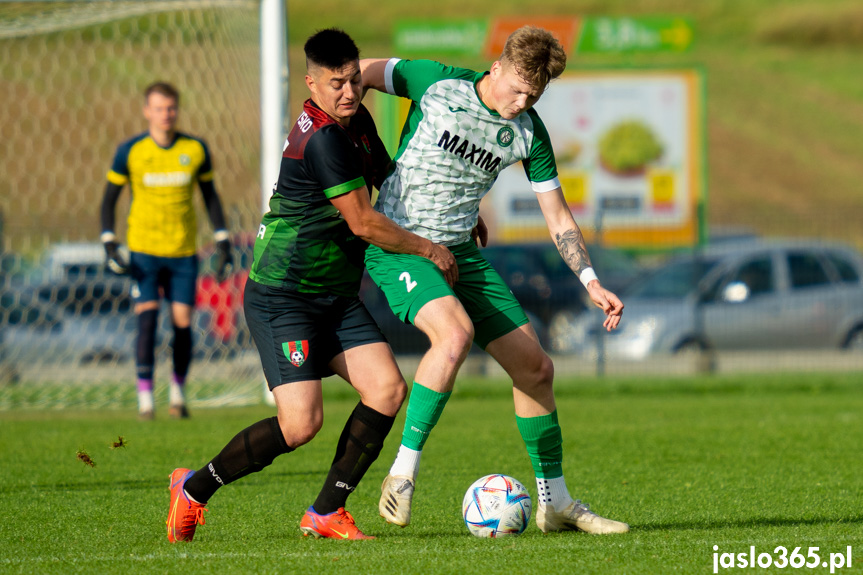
[{"left": 480, "top": 242, "right": 640, "bottom": 346}]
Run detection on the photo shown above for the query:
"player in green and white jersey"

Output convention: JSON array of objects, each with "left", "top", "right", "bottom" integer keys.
[{"left": 361, "top": 26, "right": 629, "bottom": 535}]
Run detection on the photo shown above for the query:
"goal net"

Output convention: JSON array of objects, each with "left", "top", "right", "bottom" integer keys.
[{"left": 0, "top": 0, "right": 266, "bottom": 410}]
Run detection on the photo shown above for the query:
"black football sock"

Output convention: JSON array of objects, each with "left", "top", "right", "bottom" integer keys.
[
  {"left": 135, "top": 309, "right": 158, "bottom": 380},
  {"left": 312, "top": 402, "right": 395, "bottom": 515},
  {"left": 171, "top": 325, "right": 192, "bottom": 380},
  {"left": 184, "top": 416, "right": 292, "bottom": 503}
]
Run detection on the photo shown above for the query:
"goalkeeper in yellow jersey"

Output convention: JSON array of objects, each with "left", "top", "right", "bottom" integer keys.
[{"left": 100, "top": 82, "right": 233, "bottom": 420}]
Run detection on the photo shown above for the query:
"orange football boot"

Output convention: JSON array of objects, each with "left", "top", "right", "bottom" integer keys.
[
  {"left": 299, "top": 506, "right": 374, "bottom": 540},
  {"left": 166, "top": 468, "right": 208, "bottom": 542}
]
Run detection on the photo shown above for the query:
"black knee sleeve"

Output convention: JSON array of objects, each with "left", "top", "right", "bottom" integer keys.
[
  {"left": 336, "top": 401, "right": 395, "bottom": 466},
  {"left": 313, "top": 403, "right": 396, "bottom": 514},
  {"left": 243, "top": 416, "right": 290, "bottom": 474},
  {"left": 217, "top": 416, "right": 291, "bottom": 480},
  {"left": 185, "top": 416, "right": 292, "bottom": 504}
]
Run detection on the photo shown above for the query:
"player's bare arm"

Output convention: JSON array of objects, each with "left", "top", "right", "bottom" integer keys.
[
  {"left": 359, "top": 58, "right": 389, "bottom": 95},
  {"left": 554, "top": 228, "right": 592, "bottom": 276},
  {"left": 472, "top": 215, "right": 489, "bottom": 247},
  {"left": 536, "top": 188, "right": 623, "bottom": 331},
  {"left": 535, "top": 188, "right": 594, "bottom": 277},
  {"left": 330, "top": 185, "right": 458, "bottom": 285}
]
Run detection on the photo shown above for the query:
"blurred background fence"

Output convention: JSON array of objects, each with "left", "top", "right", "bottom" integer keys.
[
  {"left": 0, "top": 1, "right": 265, "bottom": 408},
  {"left": 2, "top": 0, "right": 862, "bottom": 411}
]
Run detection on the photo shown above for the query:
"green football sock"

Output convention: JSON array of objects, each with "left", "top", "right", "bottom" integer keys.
[
  {"left": 516, "top": 410, "right": 564, "bottom": 479},
  {"left": 401, "top": 382, "right": 451, "bottom": 451}
]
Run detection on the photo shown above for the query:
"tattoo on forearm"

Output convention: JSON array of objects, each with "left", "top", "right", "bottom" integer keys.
[{"left": 554, "top": 229, "right": 592, "bottom": 275}]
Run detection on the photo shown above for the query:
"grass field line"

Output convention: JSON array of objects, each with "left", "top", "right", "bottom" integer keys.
[
  {"left": 0, "top": 542, "right": 530, "bottom": 565},
  {"left": 0, "top": 550, "right": 336, "bottom": 565}
]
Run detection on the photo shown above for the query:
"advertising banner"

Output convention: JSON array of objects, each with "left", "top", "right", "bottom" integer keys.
[{"left": 488, "top": 69, "right": 705, "bottom": 247}]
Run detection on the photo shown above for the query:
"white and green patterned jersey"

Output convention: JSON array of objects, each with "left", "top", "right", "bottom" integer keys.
[{"left": 377, "top": 58, "right": 561, "bottom": 245}]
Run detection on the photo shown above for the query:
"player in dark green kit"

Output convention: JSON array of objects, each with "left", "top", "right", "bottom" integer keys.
[{"left": 165, "top": 28, "right": 456, "bottom": 542}]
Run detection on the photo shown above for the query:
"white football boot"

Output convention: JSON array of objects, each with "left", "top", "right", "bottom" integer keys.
[
  {"left": 379, "top": 474, "right": 415, "bottom": 527},
  {"left": 536, "top": 499, "right": 629, "bottom": 534}
]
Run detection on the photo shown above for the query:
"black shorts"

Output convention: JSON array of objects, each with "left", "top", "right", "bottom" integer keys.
[
  {"left": 243, "top": 279, "right": 387, "bottom": 389},
  {"left": 129, "top": 252, "right": 198, "bottom": 306}
]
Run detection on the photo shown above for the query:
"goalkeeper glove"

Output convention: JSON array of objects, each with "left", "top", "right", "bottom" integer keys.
[
  {"left": 103, "top": 240, "right": 129, "bottom": 275},
  {"left": 215, "top": 238, "right": 233, "bottom": 282}
]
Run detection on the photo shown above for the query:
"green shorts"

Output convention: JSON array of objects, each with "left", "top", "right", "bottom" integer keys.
[{"left": 364, "top": 241, "right": 529, "bottom": 349}]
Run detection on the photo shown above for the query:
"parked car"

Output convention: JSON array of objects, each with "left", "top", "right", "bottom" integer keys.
[
  {"left": 0, "top": 242, "right": 249, "bottom": 369},
  {"left": 553, "top": 239, "right": 863, "bottom": 358},
  {"left": 1, "top": 284, "right": 64, "bottom": 380},
  {"left": 481, "top": 242, "right": 640, "bottom": 349}
]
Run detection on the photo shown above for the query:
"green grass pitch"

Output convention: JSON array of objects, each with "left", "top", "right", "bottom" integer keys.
[{"left": 1, "top": 373, "right": 861, "bottom": 574}]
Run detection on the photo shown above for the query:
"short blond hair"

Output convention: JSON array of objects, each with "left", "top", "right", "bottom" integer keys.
[{"left": 501, "top": 26, "right": 567, "bottom": 90}]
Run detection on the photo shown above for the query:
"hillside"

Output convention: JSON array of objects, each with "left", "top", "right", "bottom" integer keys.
[{"left": 287, "top": 0, "right": 863, "bottom": 249}]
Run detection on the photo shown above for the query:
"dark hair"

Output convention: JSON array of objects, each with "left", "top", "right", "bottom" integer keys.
[
  {"left": 144, "top": 81, "right": 180, "bottom": 103},
  {"left": 304, "top": 28, "right": 359, "bottom": 70}
]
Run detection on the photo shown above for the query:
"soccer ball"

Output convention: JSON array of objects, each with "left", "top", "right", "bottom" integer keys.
[{"left": 462, "top": 474, "right": 532, "bottom": 538}]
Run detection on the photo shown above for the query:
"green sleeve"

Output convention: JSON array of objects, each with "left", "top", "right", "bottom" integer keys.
[
  {"left": 392, "top": 59, "right": 479, "bottom": 102},
  {"left": 521, "top": 109, "right": 558, "bottom": 183}
]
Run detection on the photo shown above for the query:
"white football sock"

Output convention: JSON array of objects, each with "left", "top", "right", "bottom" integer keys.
[
  {"left": 536, "top": 476, "right": 572, "bottom": 511},
  {"left": 169, "top": 382, "right": 185, "bottom": 406},
  {"left": 184, "top": 489, "right": 202, "bottom": 504},
  {"left": 138, "top": 390, "right": 155, "bottom": 413},
  {"left": 389, "top": 444, "right": 422, "bottom": 480}
]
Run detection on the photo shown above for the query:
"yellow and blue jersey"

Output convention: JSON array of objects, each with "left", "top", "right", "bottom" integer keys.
[{"left": 107, "top": 131, "right": 213, "bottom": 257}]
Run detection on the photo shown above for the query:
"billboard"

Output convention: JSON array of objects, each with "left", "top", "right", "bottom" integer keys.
[
  {"left": 394, "top": 16, "right": 693, "bottom": 57},
  {"left": 489, "top": 68, "right": 705, "bottom": 247}
]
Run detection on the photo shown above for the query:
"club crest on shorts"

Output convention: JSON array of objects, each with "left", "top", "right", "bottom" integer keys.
[{"left": 283, "top": 340, "right": 309, "bottom": 367}]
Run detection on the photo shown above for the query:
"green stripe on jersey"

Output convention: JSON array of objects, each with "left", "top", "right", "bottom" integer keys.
[{"left": 324, "top": 176, "right": 365, "bottom": 199}]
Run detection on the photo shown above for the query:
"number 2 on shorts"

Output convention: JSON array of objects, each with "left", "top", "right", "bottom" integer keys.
[{"left": 399, "top": 271, "right": 417, "bottom": 293}]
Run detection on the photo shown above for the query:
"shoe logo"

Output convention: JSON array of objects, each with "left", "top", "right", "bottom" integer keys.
[
  {"left": 332, "top": 529, "right": 350, "bottom": 539},
  {"left": 449, "top": 106, "right": 467, "bottom": 113},
  {"left": 396, "top": 481, "right": 412, "bottom": 494},
  {"left": 168, "top": 499, "right": 181, "bottom": 539}
]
